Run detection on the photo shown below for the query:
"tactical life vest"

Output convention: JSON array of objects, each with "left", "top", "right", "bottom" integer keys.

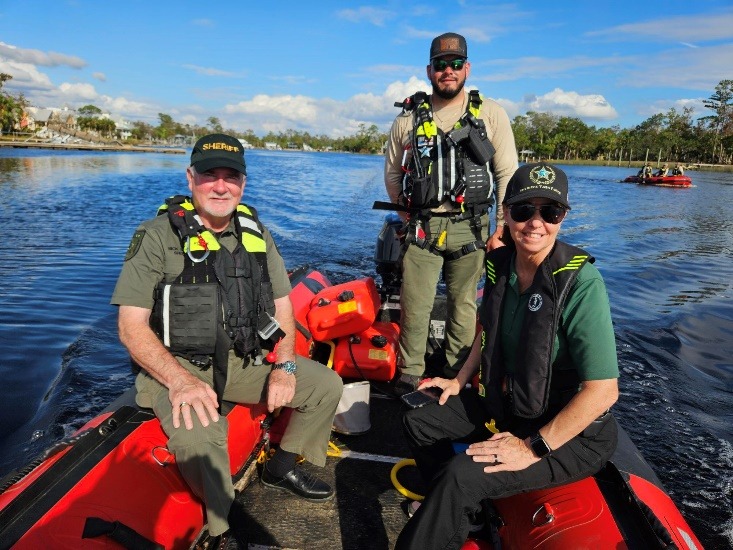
[
  {"left": 398, "top": 89, "right": 495, "bottom": 213},
  {"left": 478, "top": 241, "right": 593, "bottom": 420},
  {"left": 151, "top": 196, "right": 280, "bottom": 407}
]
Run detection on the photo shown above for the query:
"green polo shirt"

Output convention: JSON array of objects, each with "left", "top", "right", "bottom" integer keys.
[
  {"left": 111, "top": 211, "right": 291, "bottom": 309},
  {"left": 500, "top": 260, "right": 619, "bottom": 381}
]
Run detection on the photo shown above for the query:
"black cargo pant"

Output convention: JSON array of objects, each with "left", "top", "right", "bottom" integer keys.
[{"left": 395, "top": 389, "right": 617, "bottom": 550}]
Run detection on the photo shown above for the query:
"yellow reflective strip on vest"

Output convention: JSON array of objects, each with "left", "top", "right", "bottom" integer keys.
[
  {"left": 553, "top": 255, "right": 589, "bottom": 275},
  {"left": 486, "top": 259, "right": 497, "bottom": 284},
  {"left": 185, "top": 231, "right": 221, "bottom": 252},
  {"left": 241, "top": 233, "right": 266, "bottom": 253},
  {"left": 237, "top": 215, "right": 261, "bottom": 235},
  {"left": 469, "top": 94, "right": 483, "bottom": 118},
  {"left": 236, "top": 205, "right": 267, "bottom": 253}
]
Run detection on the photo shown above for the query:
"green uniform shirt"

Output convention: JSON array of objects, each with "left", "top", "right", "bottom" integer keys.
[
  {"left": 111, "top": 211, "right": 291, "bottom": 309},
  {"left": 500, "top": 261, "right": 619, "bottom": 381}
]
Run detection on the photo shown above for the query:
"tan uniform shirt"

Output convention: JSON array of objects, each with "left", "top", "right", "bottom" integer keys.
[
  {"left": 384, "top": 90, "right": 518, "bottom": 226},
  {"left": 111, "top": 211, "right": 291, "bottom": 309}
]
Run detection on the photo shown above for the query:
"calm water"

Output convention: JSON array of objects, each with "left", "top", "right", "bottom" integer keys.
[{"left": 0, "top": 149, "right": 731, "bottom": 548}]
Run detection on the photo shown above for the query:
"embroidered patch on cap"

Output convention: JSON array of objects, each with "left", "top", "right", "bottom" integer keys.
[{"left": 528, "top": 165, "right": 556, "bottom": 187}]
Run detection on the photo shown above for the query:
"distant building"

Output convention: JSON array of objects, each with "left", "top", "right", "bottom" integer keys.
[
  {"left": 264, "top": 142, "right": 281, "bottom": 150},
  {"left": 519, "top": 149, "right": 535, "bottom": 162},
  {"left": 238, "top": 139, "right": 254, "bottom": 149},
  {"left": 24, "top": 107, "right": 55, "bottom": 131}
]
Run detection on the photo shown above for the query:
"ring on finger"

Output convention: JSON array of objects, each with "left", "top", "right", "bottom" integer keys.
[{"left": 180, "top": 402, "right": 189, "bottom": 408}]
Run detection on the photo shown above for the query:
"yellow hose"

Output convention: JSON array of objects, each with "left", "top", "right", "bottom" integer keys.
[{"left": 390, "top": 458, "right": 424, "bottom": 501}]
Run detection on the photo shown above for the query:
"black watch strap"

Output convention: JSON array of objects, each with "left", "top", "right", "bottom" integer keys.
[{"left": 529, "top": 432, "right": 552, "bottom": 458}]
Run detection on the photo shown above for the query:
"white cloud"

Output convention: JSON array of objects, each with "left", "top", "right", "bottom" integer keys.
[
  {"left": 58, "top": 82, "right": 98, "bottom": 100},
  {"left": 92, "top": 72, "right": 106, "bottom": 82},
  {"left": 0, "top": 41, "right": 86, "bottom": 68},
  {"left": 520, "top": 88, "right": 618, "bottom": 120},
  {"left": 182, "top": 64, "right": 242, "bottom": 78},
  {"left": 620, "top": 43, "right": 733, "bottom": 91},
  {"left": 474, "top": 55, "right": 625, "bottom": 83},
  {"left": 636, "top": 97, "right": 707, "bottom": 122},
  {"left": 0, "top": 60, "right": 54, "bottom": 91},
  {"left": 221, "top": 76, "right": 430, "bottom": 137},
  {"left": 337, "top": 6, "right": 395, "bottom": 26},
  {"left": 586, "top": 10, "right": 733, "bottom": 43}
]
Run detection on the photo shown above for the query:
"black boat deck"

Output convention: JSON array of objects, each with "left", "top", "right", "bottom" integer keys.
[{"left": 228, "top": 391, "right": 419, "bottom": 550}]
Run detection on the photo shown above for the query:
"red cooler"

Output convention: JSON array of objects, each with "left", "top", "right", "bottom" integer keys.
[
  {"left": 333, "top": 321, "right": 399, "bottom": 381},
  {"left": 307, "top": 277, "right": 380, "bottom": 341}
]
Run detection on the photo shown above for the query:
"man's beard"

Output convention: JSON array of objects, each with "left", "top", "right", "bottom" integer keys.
[{"left": 432, "top": 84, "right": 463, "bottom": 100}]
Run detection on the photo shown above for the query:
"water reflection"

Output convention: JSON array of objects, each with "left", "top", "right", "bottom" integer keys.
[{"left": 0, "top": 153, "right": 732, "bottom": 547}]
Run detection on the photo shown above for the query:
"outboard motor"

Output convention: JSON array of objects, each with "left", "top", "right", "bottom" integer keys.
[{"left": 374, "top": 213, "right": 404, "bottom": 293}]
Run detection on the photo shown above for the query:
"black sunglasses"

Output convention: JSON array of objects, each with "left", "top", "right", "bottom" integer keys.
[
  {"left": 509, "top": 203, "right": 567, "bottom": 224},
  {"left": 431, "top": 58, "right": 466, "bottom": 72}
]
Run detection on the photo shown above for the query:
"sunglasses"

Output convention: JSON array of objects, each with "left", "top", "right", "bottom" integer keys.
[
  {"left": 509, "top": 203, "right": 567, "bottom": 224},
  {"left": 431, "top": 58, "right": 466, "bottom": 72}
]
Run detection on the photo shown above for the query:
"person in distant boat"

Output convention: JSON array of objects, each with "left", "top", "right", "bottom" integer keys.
[
  {"left": 637, "top": 162, "right": 653, "bottom": 178},
  {"left": 111, "top": 133, "right": 343, "bottom": 548},
  {"left": 396, "top": 163, "right": 619, "bottom": 550},
  {"left": 672, "top": 163, "right": 685, "bottom": 176},
  {"left": 384, "top": 32, "right": 518, "bottom": 394},
  {"left": 655, "top": 163, "right": 669, "bottom": 177}
]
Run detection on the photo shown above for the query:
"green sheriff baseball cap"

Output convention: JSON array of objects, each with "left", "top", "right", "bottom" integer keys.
[{"left": 190, "top": 133, "right": 247, "bottom": 175}]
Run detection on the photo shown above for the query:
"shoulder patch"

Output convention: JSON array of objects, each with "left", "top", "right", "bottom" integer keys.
[{"left": 124, "top": 230, "right": 146, "bottom": 261}]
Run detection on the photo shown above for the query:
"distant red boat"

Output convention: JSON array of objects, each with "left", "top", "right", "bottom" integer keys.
[{"left": 623, "top": 175, "right": 692, "bottom": 187}]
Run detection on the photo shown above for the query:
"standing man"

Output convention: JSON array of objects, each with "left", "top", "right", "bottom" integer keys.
[
  {"left": 111, "top": 133, "right": 343, "bottom": 547},
  {"left": 384, "top": 32, "right": 518, "bottom": 392}
]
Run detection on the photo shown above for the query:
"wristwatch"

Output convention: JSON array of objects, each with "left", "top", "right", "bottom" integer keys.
[
  {"left": 272, "top": 360, "right": 297, "bottom": 375},
  {"left": 529, "top": 432, "right": 552, "bottom": 458}
]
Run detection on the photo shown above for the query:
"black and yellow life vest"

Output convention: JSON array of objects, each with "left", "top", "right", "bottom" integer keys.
[
  {"left": 398, "top": 89, "right": 495, "bottom": 214},
  {"left": 151, "top": 195, "right": 279, "bottom": 409},
  {"left": 478, "top": 241, "right": 593, "bottom": 421}
]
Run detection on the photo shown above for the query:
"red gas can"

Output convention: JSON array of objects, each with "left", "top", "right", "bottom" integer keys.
[
  {"left": 333, "top": 321, "right": 399, "bottom": 381},
  {"left": 307, "top": 277, "right": 381, "bottom": 341},
  {"left": 289, "top": 268, "right": 331, "bottom": 357}
]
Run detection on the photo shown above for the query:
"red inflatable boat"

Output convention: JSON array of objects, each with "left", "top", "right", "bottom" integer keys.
[
  {"left": 0, "top": 218, "right": 703, "bottom": 549},
  {"left": 623, "top": 175, "right": 693, "bottom": 187}
]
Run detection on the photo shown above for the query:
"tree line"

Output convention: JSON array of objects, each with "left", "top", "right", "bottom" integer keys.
[
  {"left": 1, "top": 72, "right": 731, "bottom": 164},
  {"left": 512, "top": 79, "right": 732, "bottom": 165}
]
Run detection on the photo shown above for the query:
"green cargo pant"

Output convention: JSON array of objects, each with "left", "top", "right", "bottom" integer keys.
[
  {"left": 135, "top": 352, "right": 343, "bottom": 536},
  {"left": 399, "top": 213, "right": 488, "bottom": 378}
]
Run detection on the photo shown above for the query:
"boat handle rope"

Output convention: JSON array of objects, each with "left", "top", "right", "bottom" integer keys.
[
  {"left": 531, "top": 502, "right": 555, "bottom": 526},
  {"left": 151, "top": 446, "right": 174, "bottom": 467}
]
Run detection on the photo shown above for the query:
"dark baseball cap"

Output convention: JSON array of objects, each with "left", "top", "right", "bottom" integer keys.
[
  {"left": 503, "top": 163, "right": 571, "bottom": 209},
  {"left": 190, "top": 133, "right": 247, "bottom": 175},
  {"left": 430, "top": 32, "right": 468, "bottom": 60}
]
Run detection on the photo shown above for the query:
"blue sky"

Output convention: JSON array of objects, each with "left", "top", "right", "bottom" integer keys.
[{"left": 1, "top": 1, "right": 732, "bottom": 137}]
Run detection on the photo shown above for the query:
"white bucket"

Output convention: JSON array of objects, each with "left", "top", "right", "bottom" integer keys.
[{"left": 332, "top": 380, "right": 371, "bottom": 435}]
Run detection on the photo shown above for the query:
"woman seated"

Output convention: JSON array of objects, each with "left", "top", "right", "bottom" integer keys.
[
  {"left": 396, "top": 163, "right": 620, "bottom": 550},
  {"left": 655, "top": 163, "right": 669, "bottom": 177}
]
